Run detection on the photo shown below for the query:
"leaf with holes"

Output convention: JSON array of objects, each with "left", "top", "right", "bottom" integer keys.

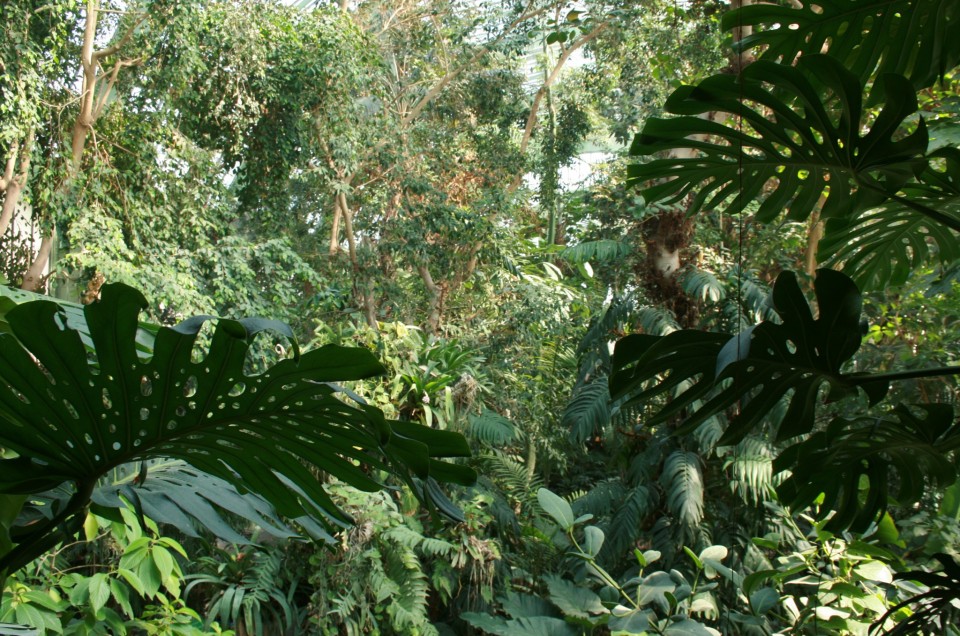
[
  {"left": 628, "top": 55, "right": 928, "bottom": 224},
  {"left": 0, "top": 283, "right": 474, "bottom": 575},
  {"left": 611, "top": 270, "right": 882, "bottom": 446},
  {"left": 725, "top": 0, "right": 960, "bottom": 89},
  {"left": 776, "top": 404, "right": 960, "bottom": 531},
  {"left": 819, "top": 148, "right": 960, "bottom": 290}
]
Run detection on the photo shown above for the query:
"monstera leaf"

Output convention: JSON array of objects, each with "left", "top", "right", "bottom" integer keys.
[
  {"left": 819, "top": 148, "right": 960, "bottom": 290},
  {"left": 628, "top": 55, "right": 929, "bottom": 224},
  {"left": 610, "top": 270, "right": 882, "bottom": 445},
  {"left": 725, "top": 0, "right": 960, "bottom": 90},
  {"left": 0, "top": 284, "right": 474, "bottom": 575},
  {"left": 776, "top": 404, "right": 960, "bottom": 531},
  {"left": 14, "top": 461, "right": 328, "bottom": 547}
]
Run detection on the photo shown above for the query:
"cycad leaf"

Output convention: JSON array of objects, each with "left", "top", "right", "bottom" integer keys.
[
  {"left": 628, "top": 55, "right": 927, "bottom": 223},
  {"left": 680, "top": 269, "right": 725, "bottom": 303},
  {"left": 563, "top": 380, "right": 611, "bottom": 444},
  {"left": 611, "top": 270, "right": 877, "bottom": 446},
  {"left": 724, "top": 0, "right": 960, "bottom": 89},
  {"left": 467, "top": 409, "right": 519, "bottom": 446},
  {"left": 776, "top": 404, "right": 960, "bottom": 531},
  {"left": 0, "top": 284, "right": 474, "bottom": 545}
]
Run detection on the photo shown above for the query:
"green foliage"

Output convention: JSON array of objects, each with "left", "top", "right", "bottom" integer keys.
[
  {"left": 0, "top": 283, "right": 474, "bottom": 579},
  {"left": 1, "top": 506, "right": 233, "bottom": 635},
  {"left": 185, "top": 544, "right": 301, "bottom": 635},
  {"left": 727, "top": 0, "right": 960, "bottom": 88},
  {"left": 610, "top": 269, "right": 960, "bottom": 531}
]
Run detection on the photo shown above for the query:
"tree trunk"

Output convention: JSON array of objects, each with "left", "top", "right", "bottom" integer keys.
[
  {"left": 0, "top": 131, "right": 34, "bottom": 238},
  {"left": 418, "top": 264, "right": 444, "bottom": 334}
]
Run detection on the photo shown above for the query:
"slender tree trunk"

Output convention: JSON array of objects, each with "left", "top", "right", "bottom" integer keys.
[
  {"left": 418, "top": 263, "right": 443, "bottom": 334},
  {"left": 21, "top": 0, "right": 146, "bottom": 291},
  {"left": 0, "top": 131, "right": 34, "bottom": 238},
  {"left": 328, "top": 196, "right": 342, "bottom": 255}
]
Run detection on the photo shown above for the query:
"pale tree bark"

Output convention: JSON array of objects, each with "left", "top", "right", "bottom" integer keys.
[
  {"left": 0, "top": 131, "right": 35, "bottom": 238},
  {"left": 508, "top": 21, "right": 609, "bottom": 194},
  {"left": 22, "top": 0, "right": 147, "bottom": 292}
]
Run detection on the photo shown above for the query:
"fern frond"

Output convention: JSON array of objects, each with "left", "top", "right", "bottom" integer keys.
[
  {"left": 635, "top": 306, "right": 680, "bottom": 336},
  {"left": 572, "top": 479, "right": 628, "bottom": 518},
  {"left": 680, "top": 268, "right": 726, "bottom": 303},
  {"left": 563, "top": 379, "right": 611, "bottom": 444},
  {"left": 607, "top": 485, "right": 657, "bottom": 558},
  {"left": 725, "top": 437, "right": 774, "bottom": 506},
  {"left": 559, "top": 239, "right": 632, "bottom": 264},
  {"left": 661, "top": 450, "right": 704, "bottom": 527},
  {"left": 693, "top": 417, "right": 724, "bottom": 453},
  {"left": 479, "top": 451, "right": 542, "bottom": 501},
  {"left": 467, "top": 409, "right": 519, "bottom": 446}
]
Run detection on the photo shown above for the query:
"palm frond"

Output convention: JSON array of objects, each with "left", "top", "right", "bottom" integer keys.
[
  {"left": 558, "top": 240, "right": 632, "bottom": 264},
  {"left": 634, "top": 306, "right": 680, "bottom": 336},
  {"left": 467, "top": 409, "right": 519, "bottom": 446},
  {"left": 680, "top": 269, "right": 725, "bottom": 303},
  {"left": 607, "top": 485, "right": 657, "bottom": 559},
  {"left": 724, "top": 437, "right": 773, "bottom": 506}
]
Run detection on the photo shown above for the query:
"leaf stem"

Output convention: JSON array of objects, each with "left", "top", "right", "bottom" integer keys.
[{"left": 848, "top": 365, "right": 960, "bottom": 384}]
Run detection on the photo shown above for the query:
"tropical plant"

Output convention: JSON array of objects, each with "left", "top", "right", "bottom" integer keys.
[
  {"left": 464, "top": 488, "right": 729, "bottom": 635},
  {"left": 0, "top": 283, "right": 475, "bottom": 590},
  {"left": 615, "top": 0, "right": 960, "bottom": 525},
  {"left": 2, "top": 504, "right": 233, "bottom": 635}
]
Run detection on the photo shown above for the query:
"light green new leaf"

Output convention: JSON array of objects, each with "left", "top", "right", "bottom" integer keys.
[
  {"left": 724, "top": 0, "right": 960, "bottom": 89},
  {"left": 628, "top": 55, "right": 927, "bottom": 223},
  {"left": 538, "top": 488, "right": 575, "bottom": 530}
]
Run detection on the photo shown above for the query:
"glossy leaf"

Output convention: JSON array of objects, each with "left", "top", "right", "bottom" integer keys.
[
  {"left": 628, "top": 55, "right": 927, "bottom": 223},
  {"left": 819, "top": 148, "right": 960, "bottom": 290},
  {"left": 611, "top": 270, "right": 878, "bottom": 447}
]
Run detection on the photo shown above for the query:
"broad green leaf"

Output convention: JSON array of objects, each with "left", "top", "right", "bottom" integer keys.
[
  {"left": 663, "top": 618, "right": 716, "bottom": 635},
  {"left": 776, "top": 404, "right": 960, "bottom": 530},
  {"left": 749, "top": 587, "right": 779, "bottom": 616},
  {"left": 611, "top": 270, "right": 877, "bottom": 447},
  {"left": 636, "top": 571, "right": 675, "bottom": 611},
  {"left": 583, "top": 525, "right": 605, "bottom": 558},
  {"left": 537, "top": 488, "right": 575, "bottom": 530},
  {"left": 628, "top": 55, "right": 927, "bottom": 224},
  {"left": 88, "top": 573, "right": 110, "bottom": 615},
  {"left": 546, "top": 575, "right": 607, "bottom": 619},
  {"left": 724, "top": 0, "right": 960, "bottom": 89},
  {"left": 820, "top": 148, "right": 960, "bottom": 290},
  {"left": 0, "top": 284, "right": 474, "bottom": 573}
]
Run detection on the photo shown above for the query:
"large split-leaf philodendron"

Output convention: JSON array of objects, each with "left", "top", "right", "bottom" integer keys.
[{"left": 0, "top": 283, "right": 475, "bottom": 581}]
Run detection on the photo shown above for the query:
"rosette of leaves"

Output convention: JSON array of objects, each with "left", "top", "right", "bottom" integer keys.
[{"left": 0, "top": 283, "right": 475, "bottom": 580}]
